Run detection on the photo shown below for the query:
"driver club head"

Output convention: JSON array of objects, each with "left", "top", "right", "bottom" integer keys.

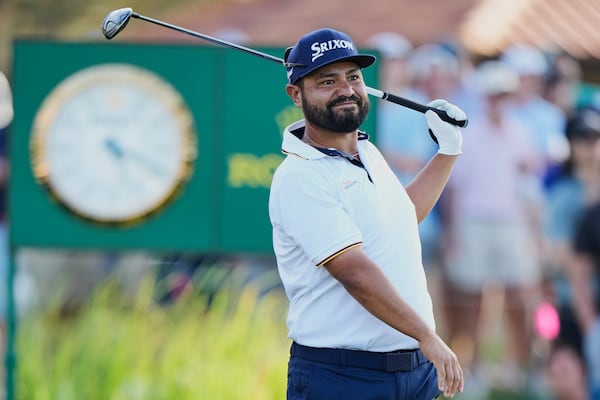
[{"left": 102, "top": 7, "right": 134, "bottom": 40}]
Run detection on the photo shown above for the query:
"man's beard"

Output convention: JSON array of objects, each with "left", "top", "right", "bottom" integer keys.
[{"left": 302, "top": 94, "right": 369, "bottom": 134}]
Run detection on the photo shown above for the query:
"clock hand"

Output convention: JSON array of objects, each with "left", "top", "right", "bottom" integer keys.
[
  {"left": 104, "top": 137, "right": 124, "bottom": 159},
  {"left": 104, "top": 137, "right": 167, "bottom": 178},
  {"left": 119, "top": 145, "right": 168, "bottom": 178}
]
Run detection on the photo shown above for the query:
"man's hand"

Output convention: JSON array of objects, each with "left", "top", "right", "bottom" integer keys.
[
  {"left": 419, "top": 332, "right": 464, "bottom": 398},
  {"left": 425, "top": 99, "right": 466, "bottom": 156}
]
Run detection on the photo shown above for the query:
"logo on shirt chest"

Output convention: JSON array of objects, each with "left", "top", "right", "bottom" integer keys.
[{"left": 342, "top": 179, "right": 358, "bottom": 189}]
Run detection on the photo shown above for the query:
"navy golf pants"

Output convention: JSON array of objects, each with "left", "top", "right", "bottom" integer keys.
[{"left": 287, "top": 347, "right": 441, "bottom": 399}]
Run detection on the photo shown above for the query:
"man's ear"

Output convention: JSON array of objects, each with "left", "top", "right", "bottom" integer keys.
[{"left": 286, "top": 84, "right": 302, "bottom": 107}]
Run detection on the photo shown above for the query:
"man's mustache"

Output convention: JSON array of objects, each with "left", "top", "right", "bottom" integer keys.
[{"left": 328, "top": 95, "right": 362, "bottom": 108}]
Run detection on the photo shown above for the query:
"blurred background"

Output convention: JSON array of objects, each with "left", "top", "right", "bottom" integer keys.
[{"left": 2, "top": 0, "right": 600, "bottom": 399}]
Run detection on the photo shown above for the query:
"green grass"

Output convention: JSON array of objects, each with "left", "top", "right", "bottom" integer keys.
[
  {"left": 489, "top": 390, "right": 545, "bottom": 400},
  {"left": 16, "top": 266, "right": 290, "bottom": 400},
  {"left": 14, "top": 263, "right": 553, "bottom": 400}
]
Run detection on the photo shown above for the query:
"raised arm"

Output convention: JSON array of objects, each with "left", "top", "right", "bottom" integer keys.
[{"left": 406, "top": 99, "right": 465, "bottom": 222}]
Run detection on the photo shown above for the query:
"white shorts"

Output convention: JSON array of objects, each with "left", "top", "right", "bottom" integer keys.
[{"left": 445, "top": 218, "right": 541, "bottom": 292}]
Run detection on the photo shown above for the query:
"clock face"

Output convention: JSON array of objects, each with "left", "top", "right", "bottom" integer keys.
[{"left": 30, "top": 63, "right": 197, "bottom": 225}]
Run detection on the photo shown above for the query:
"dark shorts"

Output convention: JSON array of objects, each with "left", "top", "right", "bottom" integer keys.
[{"left": 287, "top": 343, "right": 441, "bottom": 400}]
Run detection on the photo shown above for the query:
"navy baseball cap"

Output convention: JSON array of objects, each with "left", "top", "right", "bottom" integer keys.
[
  {"left": 285, "top": 28, "right": 376, "bottom": 84},
  {"left": 566, "top": 106, "right": 600, "bottom": 141}
]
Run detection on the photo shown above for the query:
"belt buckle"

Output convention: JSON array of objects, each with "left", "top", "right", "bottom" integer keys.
[{"left": 385, "top": 352, "right": 412, "bottom": 372}]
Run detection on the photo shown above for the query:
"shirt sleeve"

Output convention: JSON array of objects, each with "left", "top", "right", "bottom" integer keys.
[
  {"left": 270, "top": 166, "right": 362, "bottom": 266},
  {"left": 545, "top": 181, "right": 581, "bottom": 242}
]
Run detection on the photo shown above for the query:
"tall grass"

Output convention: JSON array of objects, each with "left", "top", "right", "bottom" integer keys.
[{"left": 16, "top": 265, "right": 290, "bottom": 400}]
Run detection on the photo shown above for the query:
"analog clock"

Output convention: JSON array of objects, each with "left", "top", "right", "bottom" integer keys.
[{"left": 30, "top": 63, "right": 197, "bottom": 225}]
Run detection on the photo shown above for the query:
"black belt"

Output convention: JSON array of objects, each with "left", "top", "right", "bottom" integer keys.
[{"left": 290, "top": 342, "right": 429, "bottom": 372}]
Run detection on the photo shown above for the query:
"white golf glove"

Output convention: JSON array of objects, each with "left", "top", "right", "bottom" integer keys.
[{"left": 425, "top": 99, "right": 466, "bottom": 156}]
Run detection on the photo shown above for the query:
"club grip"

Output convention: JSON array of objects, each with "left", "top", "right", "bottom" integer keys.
[{"left": 383, "top": 92, "right": 468, "bottom": 128}]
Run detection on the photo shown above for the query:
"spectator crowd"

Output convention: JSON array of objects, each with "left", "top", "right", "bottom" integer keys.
[{"left": 370, "top": 33, "right": 600, "bottom": 399}]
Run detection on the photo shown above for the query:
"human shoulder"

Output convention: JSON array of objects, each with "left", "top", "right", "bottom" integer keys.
[
  {"left": 269, "top": 155, "right": 339, "bottom": 223},
  {"left": 362, "top": 136, "right": 386, "bottom": 157},
  {"left": 271, "top": 154, "right": 332, "bottom": 194}
]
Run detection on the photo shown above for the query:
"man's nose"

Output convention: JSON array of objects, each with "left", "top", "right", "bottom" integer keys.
[{"left": 336, "top": 80, "right": 355, "bottom": 97}]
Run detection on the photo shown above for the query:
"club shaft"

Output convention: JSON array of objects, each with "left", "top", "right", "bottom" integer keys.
[
  {"left": 132, "top": 13, "right": 285, "bottom": 65},
  {"left": 128, "top": 11, "right": 467, "bottom": 127}
]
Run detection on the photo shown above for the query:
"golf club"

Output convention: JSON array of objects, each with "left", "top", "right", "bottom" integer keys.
[{"left": 102, "top": 7, "right": 468, "bottom": 127}]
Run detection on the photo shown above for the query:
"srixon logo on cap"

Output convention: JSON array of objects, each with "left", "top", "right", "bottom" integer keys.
[{"left": 311, "top": 40, "right": 355, "bottom": 62}]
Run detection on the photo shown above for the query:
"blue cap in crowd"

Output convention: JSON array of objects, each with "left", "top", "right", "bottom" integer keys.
[
  {"left": 285, "top": 28, "right": 376, "bottom": 84},
  {"left": 566, "top": 106, "right": 600, "bottom": 141}
]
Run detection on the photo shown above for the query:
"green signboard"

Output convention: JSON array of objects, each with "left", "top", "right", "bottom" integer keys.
[{"left": 10, "top": 41, "right": 379, "bottom": 253}]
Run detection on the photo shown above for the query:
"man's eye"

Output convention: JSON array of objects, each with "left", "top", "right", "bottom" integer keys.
[{"left": 349, "top": 75, "right": 360, "bottom": 81}]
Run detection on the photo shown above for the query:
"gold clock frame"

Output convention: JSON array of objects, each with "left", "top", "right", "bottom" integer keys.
[{"left": 30, "top": 63, "right": 198, "bottom": 226}]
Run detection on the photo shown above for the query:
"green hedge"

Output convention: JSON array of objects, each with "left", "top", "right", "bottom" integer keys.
[{"left": 16, "top": 267, "right": 289, "bottom": 400}]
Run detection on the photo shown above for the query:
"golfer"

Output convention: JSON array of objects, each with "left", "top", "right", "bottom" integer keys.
[{"left": 269, "top": 28, "right": 466, "bottom": 399}]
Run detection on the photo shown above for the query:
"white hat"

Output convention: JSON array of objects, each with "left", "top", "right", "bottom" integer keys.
[
  {"left": 0, "top": 71, "right": 13, "bottom": 129},
  {"left": 409, "top": 43, "right": 459, "bottom": 79},
  {"left": 367, "top": 32, "right": 413, "bottom": 59},
  {"left": 475, "top": 60, "right": 519, "bottom": 96},
  {"left": 501, "top": 44, "right": 548, "bottom": 76}
]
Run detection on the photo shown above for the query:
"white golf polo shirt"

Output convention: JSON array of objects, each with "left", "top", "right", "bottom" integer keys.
[{"left": 269, "top": 120, "right": 435, "bottom": 352}]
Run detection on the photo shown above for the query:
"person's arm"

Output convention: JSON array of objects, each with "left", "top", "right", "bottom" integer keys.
[
  {"left": 405, "top": 99, "right": 465, "bottom": 222},
  {"left": 568, "top": 205, "right": 599, "bottom": 331},
  {"left": 568, "top": 252, "right": 597, "bottom": 331},
  {"left": 406, "top": 154, "right": 457, "bottom": 222},
  {"left": 324, "top": 245, "right": 463, "bottom": 397},
  {"left": 567, "top": 231, "right": 600, "bottom": 390}
]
